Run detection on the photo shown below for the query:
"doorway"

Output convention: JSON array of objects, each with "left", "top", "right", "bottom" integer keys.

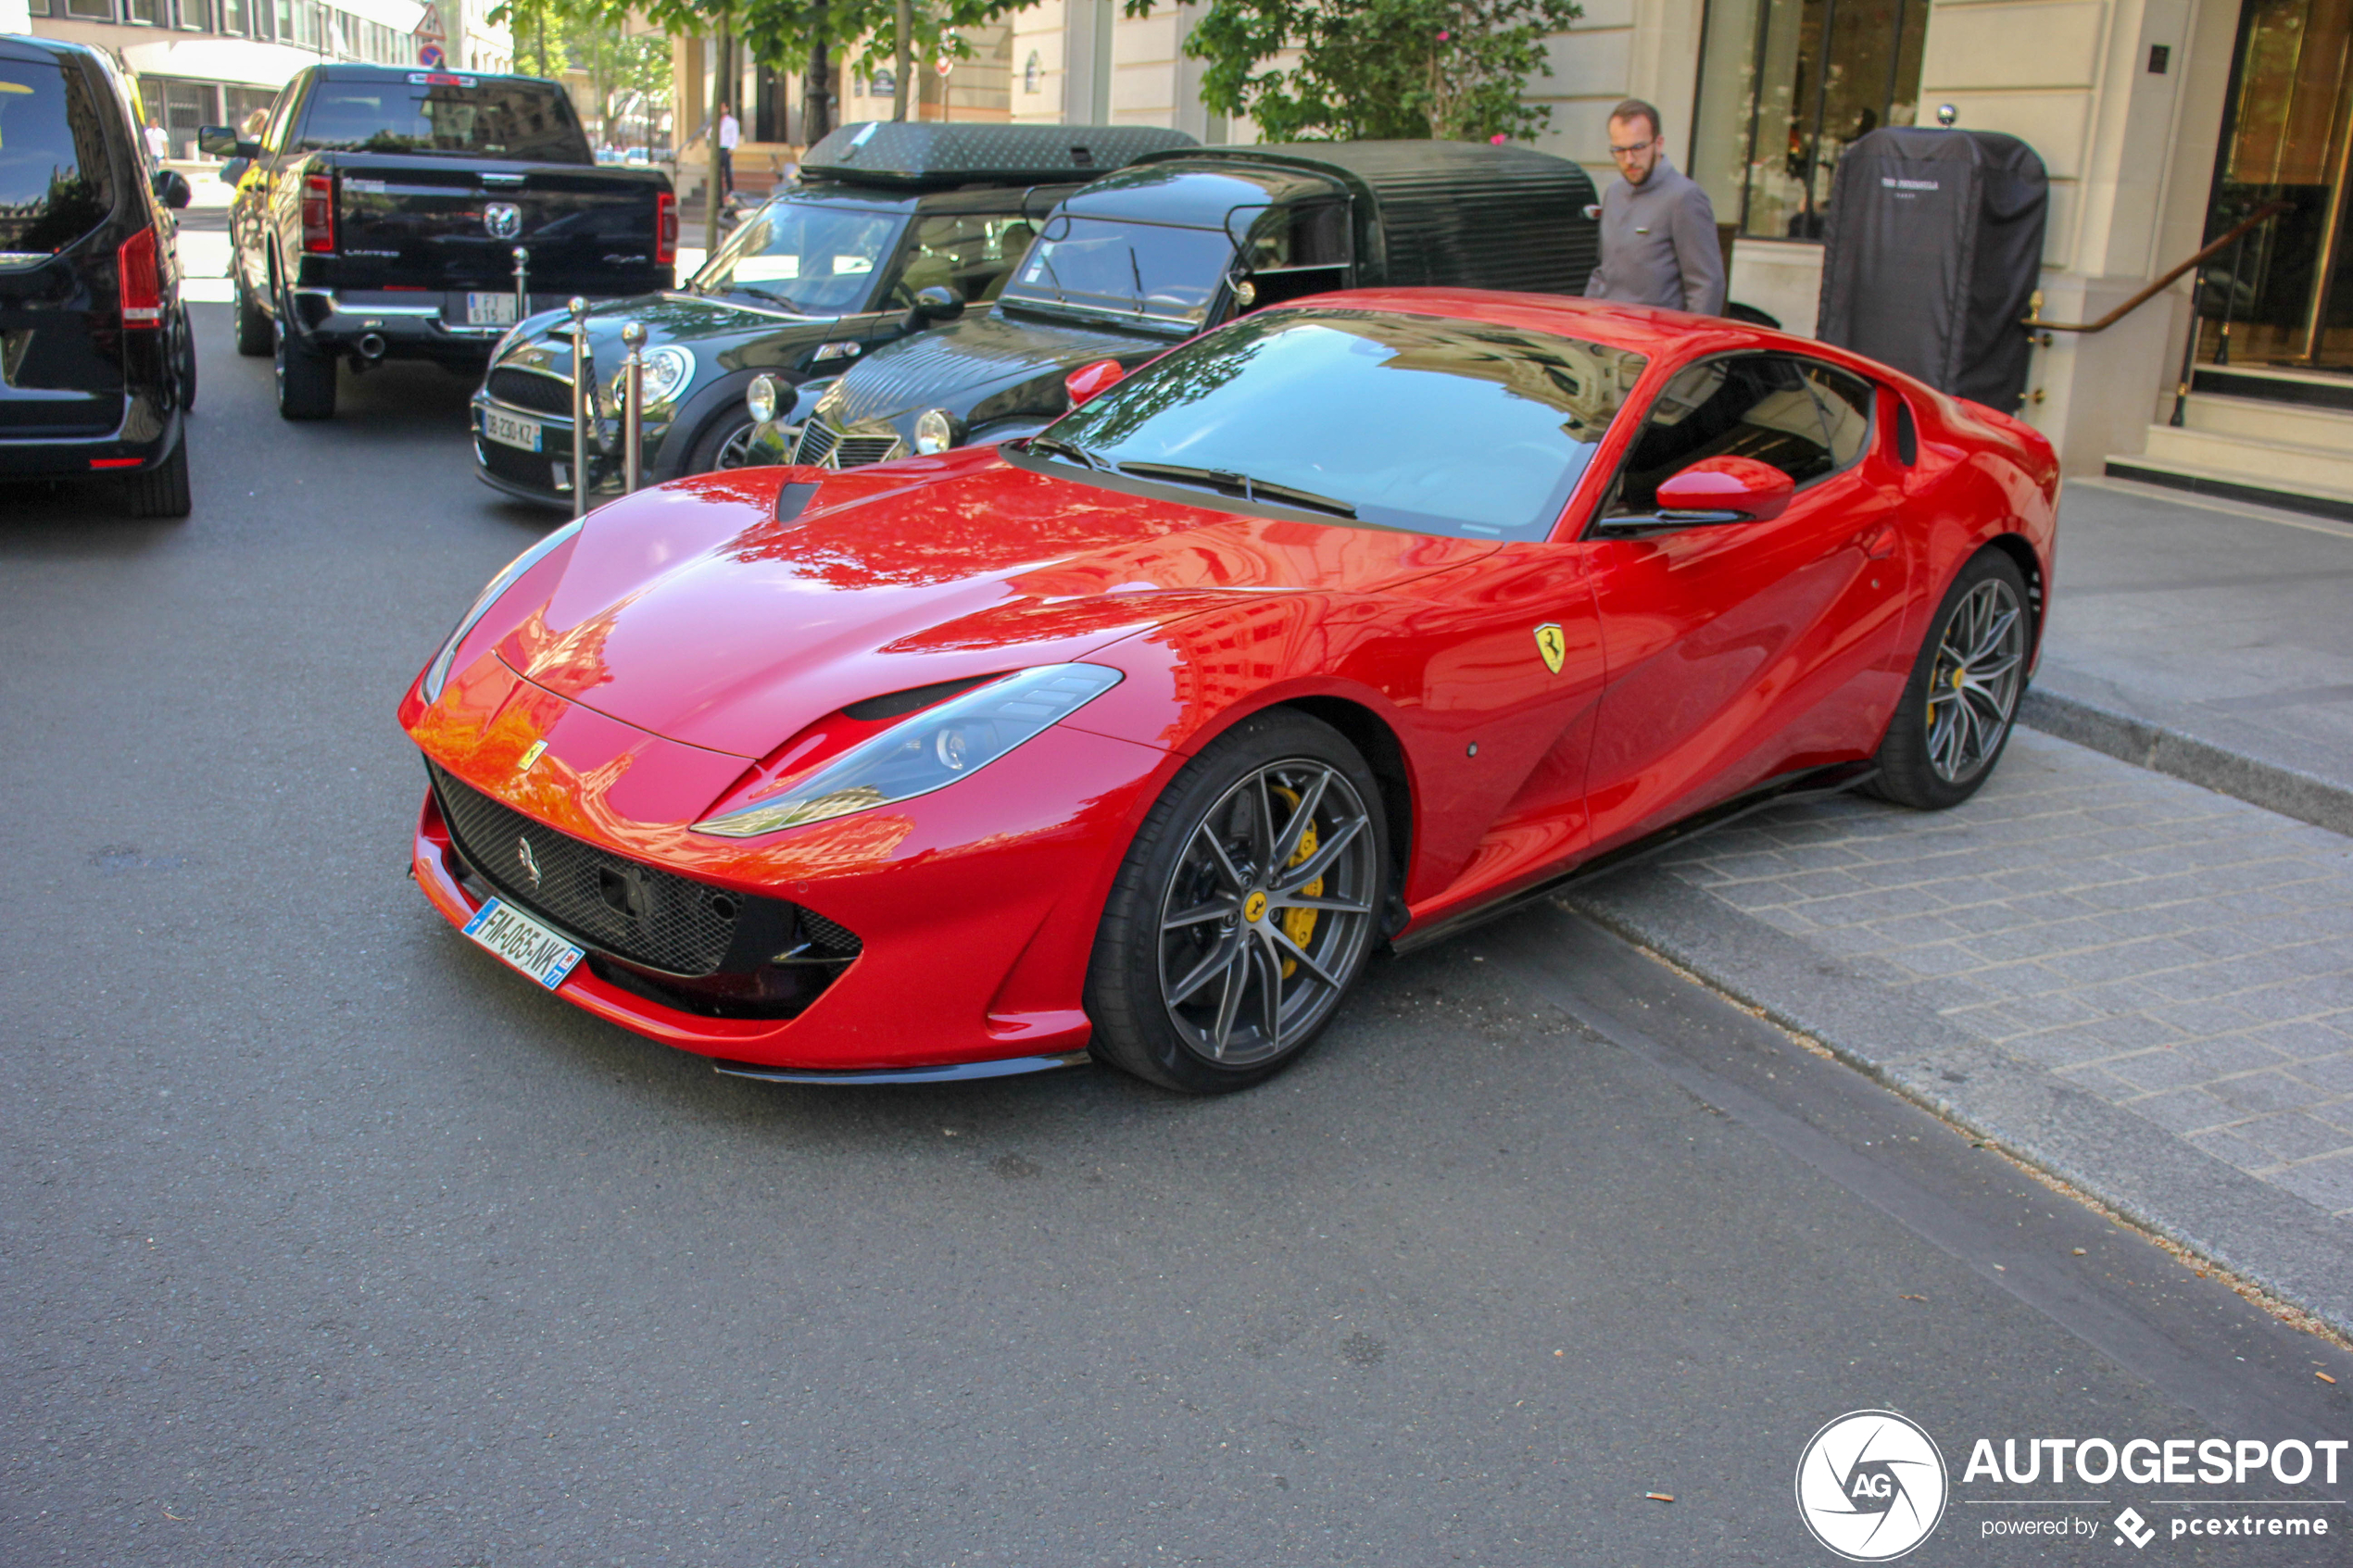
[{"left": 2199, "top": 0, "right": 2353, "bottom": 367}]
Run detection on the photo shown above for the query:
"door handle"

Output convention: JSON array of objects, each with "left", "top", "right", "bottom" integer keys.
[{"left": 1861, "top": 522, "right": 1897, "bottom": 559}]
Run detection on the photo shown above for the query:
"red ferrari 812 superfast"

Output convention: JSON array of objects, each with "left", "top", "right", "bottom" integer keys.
[{"left": 400, "top": 288, "right": 2057, "bottom": 1092}]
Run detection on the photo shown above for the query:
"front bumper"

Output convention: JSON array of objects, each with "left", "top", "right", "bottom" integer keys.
[{"left": 470, "top": 387, "right": 674, "bottom": 510}]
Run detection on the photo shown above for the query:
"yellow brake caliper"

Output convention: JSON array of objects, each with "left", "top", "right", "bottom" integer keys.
[{"left": 1270, "top": 785, "right": 1323, "bottom": 978}]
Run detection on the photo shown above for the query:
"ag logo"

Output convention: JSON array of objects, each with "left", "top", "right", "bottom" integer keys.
[
  {"left": 1533, "top": 622, "right": 1567, "bottom": 674},
  {"left": 516, "top": 835, "right": 544, "bottom": 890},
  {"left": 484, "top": 201, "right": 522, "bottom": 239},
  {"left": 1794, "top": 1410, "right": 1947, "bottom": 1561}
]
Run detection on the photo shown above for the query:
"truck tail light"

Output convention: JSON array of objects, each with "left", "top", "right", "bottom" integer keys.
[
  {"left": 655, "top": 190, "right": 677, "bottom": 267},
  {"left": 118, "top": 227, "right": 163, "bottom": 327},
  {"left": 302, "top": 172, "right": 335, "bottom": 254}
]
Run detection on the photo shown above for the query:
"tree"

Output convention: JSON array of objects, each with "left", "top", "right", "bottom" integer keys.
[{"left": 1124, "top": 0, "right": 1582, "bottom": 143}]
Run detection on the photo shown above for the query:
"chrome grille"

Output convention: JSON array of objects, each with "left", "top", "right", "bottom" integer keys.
[
  {"left": 794, "top": 420, "right": 837, "bottom": 465},
  {"left": 793, "top": 421, "right": 903, "bottom": 469}
]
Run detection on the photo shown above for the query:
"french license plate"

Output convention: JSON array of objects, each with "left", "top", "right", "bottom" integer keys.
[
  {"left": 482, "top": 407, "right": 543, "bottom": 452},
  {"left": 467, "top": 291, "right": 519, "bottom": 326},
  {"left": 462, "top": 897, "right": 585, "bottom": 989}
]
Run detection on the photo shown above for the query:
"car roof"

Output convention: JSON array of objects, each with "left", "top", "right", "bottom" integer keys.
[
  {"left": 799, "top": 121, "right": 1199, "bottom": 191},
  {"left": 0, "top": 34, "right": 95, "bottom": 64}
]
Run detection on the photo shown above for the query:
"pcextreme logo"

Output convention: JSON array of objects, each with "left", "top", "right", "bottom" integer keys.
[{"left": 1796, "top": 1410, "right": 1950, "bottom": 1561}]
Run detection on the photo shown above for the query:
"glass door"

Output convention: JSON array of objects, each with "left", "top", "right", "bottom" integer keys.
[{"left": 2201, "top": 0, "right": 2353, "bottom": 367}]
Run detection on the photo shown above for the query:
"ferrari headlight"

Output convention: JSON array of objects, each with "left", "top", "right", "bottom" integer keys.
[
  {"left": 614, "top": 345, "right": 695, "bottom": 407},
  {"left": 422, "top": 519, "right": 583, "bottom": 702},
  {"left": 746, "top": 373, "right": 779, "bottom": 424},
  {"left": 694, "top": 664, "right": 1124, "bottom": 838},
  {"left": 912, "top": 407, "right": 960, "bottom": 455}
]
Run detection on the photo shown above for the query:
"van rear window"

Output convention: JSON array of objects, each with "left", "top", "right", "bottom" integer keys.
[
  {"left": 0, "top": 57, "right": 114, "bottom": 261},
  {"left": 293, "top": 78, "right": 591, "bottom": 163}
]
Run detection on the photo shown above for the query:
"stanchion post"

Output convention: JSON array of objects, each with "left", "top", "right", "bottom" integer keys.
[
  {"left": 621, "top": 321, "right": 646, "bottom": 495},
  {"left": 511, "top": 246, "right": 529, "bottom": 327},
  {"left": 568, "top": 296, "right": 590, "bottom": 520}
]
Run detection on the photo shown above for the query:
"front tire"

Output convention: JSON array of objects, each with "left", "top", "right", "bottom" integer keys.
[
  {"left": 233, "top": 268, "right": 270, "bottom": 357},
  {"left": 1086, "top": 710, "right": 1388, "bottom": 1093},
  {"left": 1870, "top": 547, "right": 2032, "bottom": 809},
  {"left": 684, "top": 407, "right": 761, "bottom": 474},
  {"left": 273, "top": 316, "right": 335, "bottom": 420}
]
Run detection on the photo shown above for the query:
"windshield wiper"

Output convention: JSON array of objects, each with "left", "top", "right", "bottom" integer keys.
[
  {"left": 1028, "top": 435, "right": 1103, "bottom": 470},
  {"left": 1116, "top": 460, "right": 1357, "bottom": 519}
]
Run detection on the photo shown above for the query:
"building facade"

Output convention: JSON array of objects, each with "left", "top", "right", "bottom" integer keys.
[
  {"left": 1001, "top": 0, "right": 2353, "bottom": 490},
  {"left": 23, "top": 0, "right": 511, "bottom": 156}
]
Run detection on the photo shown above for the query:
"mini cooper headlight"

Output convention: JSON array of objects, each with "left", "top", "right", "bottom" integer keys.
[
  {"left": 746, "top": 373, "right": 779, "bottom": 425},
  {"left": 913, "top": 407, "right": 961, "bottom": 455},
  {"left": 422, "top": 519, "right": 583, "bottom": 702},
  {"left": 694, "top": 664, "right": 1124, "bottom": 837},
  {"left": 613, "top": 345, "right": 695, "bottom": 407}
]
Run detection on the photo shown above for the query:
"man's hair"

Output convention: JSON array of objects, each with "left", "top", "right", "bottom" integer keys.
[{"left": 1609, "top": 99, "right": 1662, "bottom": 140}]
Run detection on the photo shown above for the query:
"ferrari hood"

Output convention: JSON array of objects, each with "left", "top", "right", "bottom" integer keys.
[{"left": 490, "top": 454, "right": 1493, "bottom": 758}]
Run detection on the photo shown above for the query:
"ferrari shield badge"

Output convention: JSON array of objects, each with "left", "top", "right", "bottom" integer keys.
[
  {"left": 517, "top": 739, "right": 548, "bottom": 774},
  {"left": 1534, "top": 623, "right": 1567, "bottom": 675}
]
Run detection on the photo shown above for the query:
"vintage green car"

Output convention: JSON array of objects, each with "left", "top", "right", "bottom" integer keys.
[
  {"left": 468, "top": 120, "right": 1193, "bottom": 508},
  {"left": 747, "top": 140, "right": 1602, "bottom": 470}
]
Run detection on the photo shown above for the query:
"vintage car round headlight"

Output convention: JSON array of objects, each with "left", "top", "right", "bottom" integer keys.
[
  {"left": 746, "top": 373, "right": 779, "bottom": 425},
  {"left": 913, "top": 407, "right": 961, "bottom": 456}
]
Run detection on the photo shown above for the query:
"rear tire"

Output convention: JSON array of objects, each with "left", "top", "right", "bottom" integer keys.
[
  {"left": 233, "top": 269, "right": 270, "bottom": 358},
  {"left": 1086, "top": 710, "right": 1388, "bottom": 1094},
  {"left": 122, "top": 436, "right": 192, "bottom": 521},
  {"left": 685, "top": 408, "right": 762, "bottom": 474},
  {"left": 273, "top": 316, "right": 335, "bottom": 420},
  {"left": 1869, "top": 547, "right": 2032, "bottom": 809}
]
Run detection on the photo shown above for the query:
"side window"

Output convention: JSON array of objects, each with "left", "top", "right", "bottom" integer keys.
[
  {"left": 1241, "top": 202, "right": 1351, "bottom": 310},
  {"left": 892, "top": 213, "right": 1039, "bottom": 307},
  {"left": 1606, "top": 354, "right": 1838, "bottom": 516},
  {"left": 1800, "top": 361, "right": 1875, "bottom": 470}
]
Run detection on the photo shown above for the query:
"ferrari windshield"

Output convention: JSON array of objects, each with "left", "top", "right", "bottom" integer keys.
[
  {"left": 691, "top": 197, "right": 904, "bottom": 314},
  {"left": 1045, "top": 310, "right": 1650, "bottom": 541},
  {"left": 997, "top": 217, "right": 1233, "bottom": 329}
]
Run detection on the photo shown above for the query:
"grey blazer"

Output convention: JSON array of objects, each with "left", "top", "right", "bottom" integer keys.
[{"left": 1583, "top": 159, "right": 1728, "bottom": 317}]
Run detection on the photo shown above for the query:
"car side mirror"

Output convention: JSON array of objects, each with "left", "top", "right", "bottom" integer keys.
[
  {"left": 220, "top": 157, "right": 252, "bottom": 186},
  {"left": 151, "top": 168, "right": 191, "bottom": 209},
  {"left": 909, "top": 284, "right": 963, "bottom": 325},
  {"left": 197, "top": 125, "right": 259, "bottom": 159},
  {"left": 1064, "top": 358, "right": 1125, "bottom": 408},
  {"left": 1595, "top": 456, "right": 1794, "bottom": 536}
]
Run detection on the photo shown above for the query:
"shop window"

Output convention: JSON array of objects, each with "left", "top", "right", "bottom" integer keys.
[{"left": 1691, "top": 0, "right": 1929, "bottom": 240}]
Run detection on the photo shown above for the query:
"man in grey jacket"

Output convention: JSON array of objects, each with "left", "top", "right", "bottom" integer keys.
[{"left": 1584, "top": 98, "right": 1727, "bottom": 317}]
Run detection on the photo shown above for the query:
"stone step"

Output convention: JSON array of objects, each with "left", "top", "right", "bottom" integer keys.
[
  {"left": 2192, "top": 363, "right": 2353, "bottom": 413},
  {"left": 2102, "top": 452, "right": 2353, "bottom": 524},
  {"left": 2140, "top": 421, "right": 2353, "bottom": 495},
  {"left": 2178, "top": 391, "right": 2353, "bottom": 450}
]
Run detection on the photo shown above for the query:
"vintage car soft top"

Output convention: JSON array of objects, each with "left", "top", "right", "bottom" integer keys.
[{"left": 799, "top": 121, "right": 1199, "bottom": 190}]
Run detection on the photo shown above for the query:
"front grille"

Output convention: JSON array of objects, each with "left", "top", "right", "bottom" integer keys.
[
  {"left": 793, "top": 420, "right": 837, "bottom": 465},
  {"left": 434, "top": 765, "right": 739, "bottom": 975},
  {"left": 837, "top": 435, "right": 905, "bottom": 468},
  {"left": 477, "top": 437, "right": 560, "bottom": 495},
  {"left": 792, "top": 421, "right": 903, "bottom": 469},
  {"left": 486, "top": 367, "right": 575, "bottom": 417}
]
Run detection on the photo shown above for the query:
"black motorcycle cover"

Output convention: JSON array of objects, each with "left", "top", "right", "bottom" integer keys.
[{"left": 1815, "top": 127, "right": 2048, "bottom": 408}]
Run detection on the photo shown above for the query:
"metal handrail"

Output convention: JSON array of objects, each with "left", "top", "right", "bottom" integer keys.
[{"left": 2025, "top": 200, "right": 2292, "bottom": 332}]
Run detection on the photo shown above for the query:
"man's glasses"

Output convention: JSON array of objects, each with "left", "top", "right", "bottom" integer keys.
[{"left": 1608, "top": 138, "right": 1655, "bottom": 158}]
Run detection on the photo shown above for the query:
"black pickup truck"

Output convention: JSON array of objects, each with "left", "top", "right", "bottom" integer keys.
[{"left": 202, "top": 64, "right": 673, "bottom": 420}]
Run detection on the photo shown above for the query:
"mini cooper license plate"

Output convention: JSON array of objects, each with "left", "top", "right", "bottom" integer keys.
[
  {"left": 462, "top": 897, "right": 585, "bottom": 989},
  {"left": 467, "top": 292, "right": 519, "bottom": 326},
  {"left": 482, "top": 408, "right": 543, "bottom": 452}
]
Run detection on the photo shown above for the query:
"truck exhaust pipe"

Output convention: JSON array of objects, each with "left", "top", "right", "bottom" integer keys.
[{"left": 355, "top": 332, "right": 386, "bottom": 363}]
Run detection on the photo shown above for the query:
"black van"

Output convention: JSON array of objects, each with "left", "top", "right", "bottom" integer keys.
[
  {"left": 0, "top": 35, "right": 195, "bottom": 519},
  {"left": 758, "top": 140, "right": 1599, "bottom": 468}
]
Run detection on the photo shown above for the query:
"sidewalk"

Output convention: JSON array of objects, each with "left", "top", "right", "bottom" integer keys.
[{"left": 1558, "top": 480, "right": 2353, "bottom": 1336}]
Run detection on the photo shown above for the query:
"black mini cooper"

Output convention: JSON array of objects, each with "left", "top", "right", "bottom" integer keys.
[
  {"left": 468, "top": 120, "right": 1193, "bottom": 508},
  {"left": 0, "top": 35, "right": 195, "bottom": 519}
]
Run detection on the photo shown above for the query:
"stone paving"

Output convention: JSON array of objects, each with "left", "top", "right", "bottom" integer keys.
[{"left": 1648, "top": 728, "right": 2353, "bottom": 1225}]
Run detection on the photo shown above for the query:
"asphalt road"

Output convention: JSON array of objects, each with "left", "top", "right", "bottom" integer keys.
[{"left": 4, "top": 307, "right": 2349, "bottom": 1566}]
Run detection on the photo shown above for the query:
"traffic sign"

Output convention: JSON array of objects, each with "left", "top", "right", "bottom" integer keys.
[{"left": 419, "top": 42, "right": 446, "bottom": 67}]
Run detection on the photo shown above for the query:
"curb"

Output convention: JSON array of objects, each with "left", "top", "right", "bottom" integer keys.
[
  {"left": 2020, "top": 687, "right": 2353, "bottom": 839},
  {"left": 1558, "top": 873, "right": 2353, "bottom": 1344}
]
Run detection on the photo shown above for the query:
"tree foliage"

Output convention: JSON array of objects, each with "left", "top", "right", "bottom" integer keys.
[{"left": 1124, "top": 0, "right": 1582, "bottom": 143}]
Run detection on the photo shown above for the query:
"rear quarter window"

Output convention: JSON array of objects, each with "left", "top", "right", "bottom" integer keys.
[{"left": 0, "top": 56, "right": 116, "bottom": 260}]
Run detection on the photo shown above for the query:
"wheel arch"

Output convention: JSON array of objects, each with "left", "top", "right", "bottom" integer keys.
[
  {"left": 1981, "top": 530, "right": 2046, "bottom": 653},
  {"left": 1270, "top": 694, "right": 1415, "bottom": 931}
]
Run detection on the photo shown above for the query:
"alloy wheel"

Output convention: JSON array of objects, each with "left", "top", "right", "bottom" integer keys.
[
  {"left": 713, "top": 420, "right": 758, "bottom": 468},
  {"left": 1155, "top": 759, "right": 1380, "bottom": 1067},
  {"left": 1926, "top": 576, "right": 2025, "bottom": 784}
]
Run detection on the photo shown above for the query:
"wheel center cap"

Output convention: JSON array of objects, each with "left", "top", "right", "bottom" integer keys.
[
  {"left": 1243, "top": 890, "right": 1269, "bottom": 924},
  {"left": 1951, "top": 666, "right": 1968, "bottom": 690}
]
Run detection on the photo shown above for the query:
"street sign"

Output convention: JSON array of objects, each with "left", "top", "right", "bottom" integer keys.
[
  {"left": 413, "top": 1, "right": 445, "bottom": 39},
  {"left": 420, "top": 42, "right": 446, "bottom": 67}
]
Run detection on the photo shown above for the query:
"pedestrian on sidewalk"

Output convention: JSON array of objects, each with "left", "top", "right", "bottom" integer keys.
[
  {"left": 1584, "top": 97, "right": 1726, "bottom": 317},
  {"left": 144, "top": 119, "right": 170, "bottom": 169},
  {"left": 715, "top": 102, "right": 740, "bottom": 198}
]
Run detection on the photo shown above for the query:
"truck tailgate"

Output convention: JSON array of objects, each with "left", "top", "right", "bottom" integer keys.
[{"left": 330, "top": 156, "right": 671, "bottom": 295}]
